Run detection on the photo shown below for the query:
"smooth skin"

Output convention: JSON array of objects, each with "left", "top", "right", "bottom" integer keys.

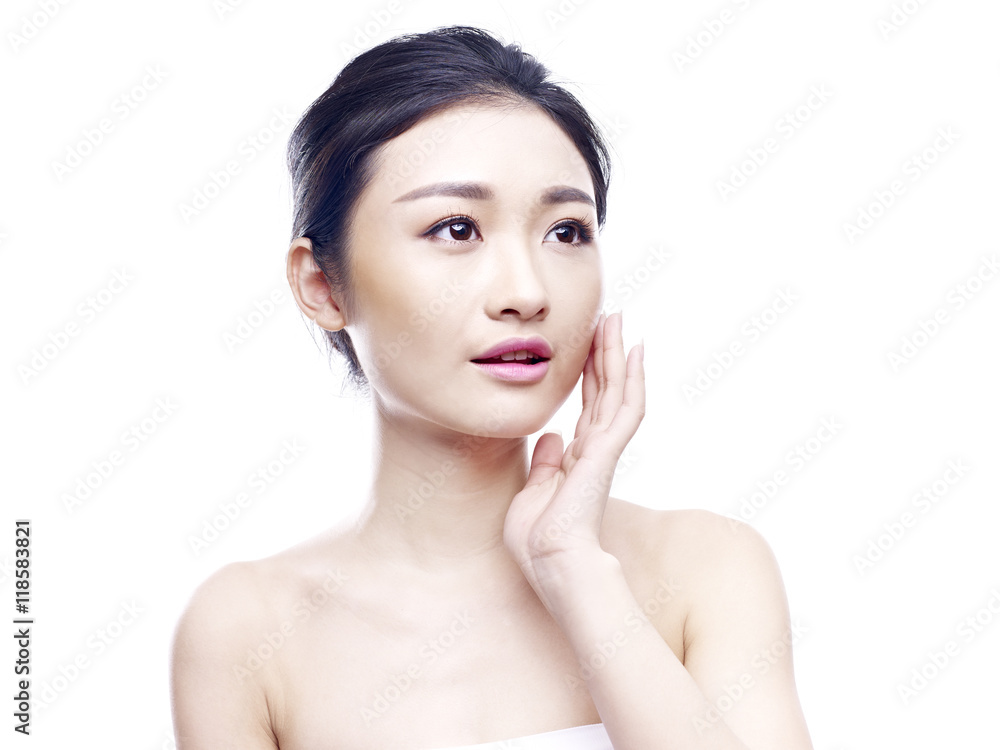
[{"left": 170, "top": 102, "right": 813, "bottom": 749}]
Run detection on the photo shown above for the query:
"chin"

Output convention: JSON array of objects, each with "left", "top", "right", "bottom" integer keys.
[{"left": 465, "top": 387, "right": 571, "bottom": 439}]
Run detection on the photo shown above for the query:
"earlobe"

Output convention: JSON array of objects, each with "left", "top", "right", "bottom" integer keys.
[{"left": 285, "top": 237, "right": 348, "bottom": 332}]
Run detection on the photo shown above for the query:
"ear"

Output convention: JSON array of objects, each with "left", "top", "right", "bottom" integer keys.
[{"left": 286, "top": 237, "right": 347, "bottom": 332}]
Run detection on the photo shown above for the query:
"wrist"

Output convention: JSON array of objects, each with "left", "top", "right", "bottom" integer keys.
[{"left": 527, "top": 549, "right": 623, "bottom": 618}]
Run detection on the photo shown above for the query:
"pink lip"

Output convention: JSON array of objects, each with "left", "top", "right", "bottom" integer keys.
[
  {"left": 471, "top": 337, "right": 552, "bottom": 362},
  {"left": 471, "top": 360, "right": 550, "bottom": 383}
]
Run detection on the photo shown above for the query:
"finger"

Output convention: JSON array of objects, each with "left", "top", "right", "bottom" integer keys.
[
  {"left": 596, "top": 312, "right": 627, "bottom": 426},
  {"left": 603, "top": 341, "right": 646, "bottom": 457},
  {"left": 557, "top": 451, "right": 613, "bottom": 528},
  {"left": 591, "top": 312, "right": 605, "bottom": 397},
  {"left": 506, "top": 432, "right": 566, "bottom": 556},
  {"left": 591, "top": 312, "right": 610, "bottom": 425},
  {"left": 523, "top": 431, "right": 565, "bottom": 489},
  {"left": 575, "top": 344, "right": 598, "bottom": 438}
]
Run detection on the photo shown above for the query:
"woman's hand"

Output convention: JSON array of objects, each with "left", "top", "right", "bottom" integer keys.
[{"left": 503, "top": 311, "right": 645, "bottom": 595}]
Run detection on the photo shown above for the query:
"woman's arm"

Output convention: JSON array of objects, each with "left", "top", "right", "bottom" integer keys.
[
  {"left": 169, "top": 562, "right": 280, "bottom": 750},
  {"left": 532, "top": 512, "right": 813, "bottom": 750}
]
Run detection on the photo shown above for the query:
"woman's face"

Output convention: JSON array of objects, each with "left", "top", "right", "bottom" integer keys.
[{"left": 344, "top": 101, "right": 604, "bottom": 438}]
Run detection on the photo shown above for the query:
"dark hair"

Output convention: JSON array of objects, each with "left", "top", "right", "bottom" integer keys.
[{"left": 286, "top": 24, "right": 613, "bottom": 394}]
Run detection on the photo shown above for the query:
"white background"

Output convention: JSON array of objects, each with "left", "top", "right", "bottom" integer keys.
[{"left": 2, "top": 0, "right": 998, "bottom": 748}]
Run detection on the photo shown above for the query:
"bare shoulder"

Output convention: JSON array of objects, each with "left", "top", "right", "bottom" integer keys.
[
  {"left": 170, "top": 528, "right": 356, "bottom": 749},
  {"left": 605, "top": 510, "right": 812, "bottom": 747},
  {"left": 171, "top": 549, "right": 336, "bottom": 647},
  {"left": 178, "top": 521, "right": 356, "bottom": 633},
  {"left": 173, "top": 552, "right": 308, "bottom": 640},
  {"left": 176, "top": 559, "right": 272, "bottom": 621},
  {"left": 604, "top": 500, "right": 779, "bottom": 579},
  {"left": 658, "top": 509, "right": 786, "bottom": 604},
  {"left": 602, "top": 501, "right": 787, "bottom": 639},
  {"left": 653, "top": 510, "right": 793, "bottom": 657},
  {"left": 171, "top": 560, "right": 279, "bottom": 674},
  {"left": 170, "top": 561, "right": 281, "bottom": 749}
]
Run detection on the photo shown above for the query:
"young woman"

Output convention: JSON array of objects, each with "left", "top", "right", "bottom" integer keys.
[{"left": 170, "top": 25, "right": 813, "bottom": 750}]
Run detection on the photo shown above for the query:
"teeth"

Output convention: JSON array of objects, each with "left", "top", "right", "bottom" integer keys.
[{"left": 501, "top": 349, "right": 530, "bottom": 361}]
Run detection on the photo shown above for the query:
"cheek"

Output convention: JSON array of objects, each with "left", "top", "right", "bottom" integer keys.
[
  {"left": 570, "top": 266, "right": 605, "bottom": 332},
  {"left": 350, "top": 267, "right": 465, "bottom": 383},
  {"left": 551, "top": 278, "right": 603, "bottom": 385},
  {"left": 346, "top": 266, "right": 416, "bottom": 377}
]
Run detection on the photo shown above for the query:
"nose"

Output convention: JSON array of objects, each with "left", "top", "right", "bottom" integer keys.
[{"left": 485, "top": 236, "right": 549, "bottom": 321}]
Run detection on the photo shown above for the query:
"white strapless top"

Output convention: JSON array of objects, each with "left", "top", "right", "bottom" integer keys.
[{"left": 424, "top": 722, "right": 611, "bottom": 749}]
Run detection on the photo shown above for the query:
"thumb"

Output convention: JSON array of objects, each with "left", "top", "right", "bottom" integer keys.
[{"left": 524, "top": 431, "right": 564, "bottom": 488}]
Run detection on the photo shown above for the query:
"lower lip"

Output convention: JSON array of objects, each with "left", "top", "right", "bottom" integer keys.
[{"left": 471, "top": 360, "right": 550, "bottom": 383}]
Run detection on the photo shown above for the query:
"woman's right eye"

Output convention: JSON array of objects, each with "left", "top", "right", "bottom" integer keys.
[{"left": 426, "top": 217, "right": 482, "bottom": 243}]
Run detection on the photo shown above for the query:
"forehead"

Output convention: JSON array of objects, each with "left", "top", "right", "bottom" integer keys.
[{"left": 367, "top": 102, "right": 594, "bottom": 202}]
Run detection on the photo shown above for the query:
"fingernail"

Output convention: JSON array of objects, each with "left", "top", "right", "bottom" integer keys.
[{"left": 639, "top": 338, "right": 645, "bottom": 361}]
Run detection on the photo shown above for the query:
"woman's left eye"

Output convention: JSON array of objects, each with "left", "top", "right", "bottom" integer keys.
[{"left": 546, "top": 222, "right": 593, "bottom": 245}]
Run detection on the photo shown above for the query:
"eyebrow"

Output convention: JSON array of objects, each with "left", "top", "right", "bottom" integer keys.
[{"left": 392, "top": 181, "right": 596, "bottom": 209}]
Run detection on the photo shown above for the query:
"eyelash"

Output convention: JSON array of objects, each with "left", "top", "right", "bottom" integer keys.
[{"left": 424, "top": 213, "right": 596, "bottom": 248}]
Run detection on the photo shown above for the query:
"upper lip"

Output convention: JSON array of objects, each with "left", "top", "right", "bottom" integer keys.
[{"left": 472, "top": 337, "right": 552, "bottom": 361}]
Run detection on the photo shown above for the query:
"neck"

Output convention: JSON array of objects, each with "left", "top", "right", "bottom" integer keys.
[{"left": 353, "top": 392, "right": 533, "bottom": 588}]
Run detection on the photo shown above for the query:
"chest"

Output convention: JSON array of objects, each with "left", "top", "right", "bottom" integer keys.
[
  {"left": 271, "top": 594, "right": 603, "bottom": 748},
  {"left": 266, "top": 570, "right": 685, "bottom": 749}
]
